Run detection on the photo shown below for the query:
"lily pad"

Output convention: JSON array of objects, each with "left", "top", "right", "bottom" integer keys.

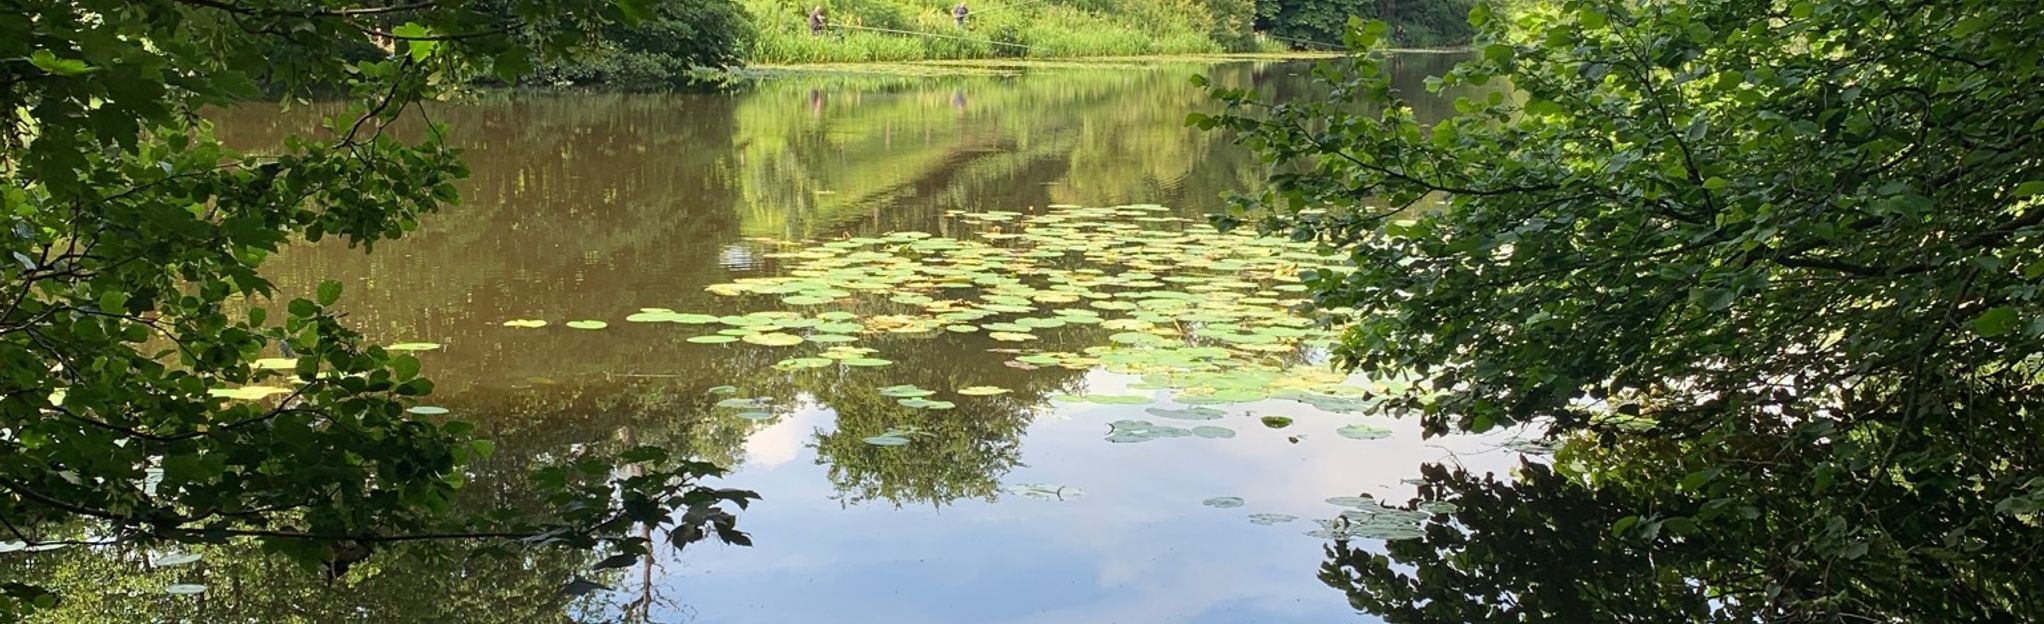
[
  {"left": 386, "top": 342, "right": 441, "bottom": 351},
  {"left": 1145, "top": 406, "right": 1225, "bottom": 420},
  {"left": 253, "top": 357, "right": 298, "bottom": 370},
  {"left": 207, "top": 386, "right": 292, "bottom": 401},
  {"left": 716, "top": 398, "right": 771, "bottom": 409},
  {"left": 1259, "top": 416, "right": 1295, "bottom": 429},
  {"left": 862, "top": 435, "right": 911, "bottom": 446},
  {"left": 842, "top": 358, "right": 893, "bottom": 367},
  {"left": 1191, "top": 426, "right": 1236, "bottom": 439},
  {"left": 1202, "top": 496, "right": 1245, "bottom": 508},
  {"left": 406, "top": 406, "right": 449, "bottom": 415},
  {"left": 687, "top": 335, "right": 739, "bottom": 344},
  {"left": 565, "top": 320, "right": 608, "bottom": 330},
  {"left": 1336, "top": 424, "right": 1393, "bottom": 440},
  {"left": 879, "top": 385, "right": 936, "bottom": 398},
  {"left": 957, "top": 386, "right": 1009, "bottom": 396},
  {"left": 1009, "top": 483, "right": 1085, "bottom": 501},
  {"left": 1104, "top": 420, "right": 1192, "bottom": 443},
  {"left": 1248, "top": 513, "right": 1298, "bottom": 525},
  {"left": 741, "top": 332, "right": 804, "bottom": 346},
  {"left": 502, "top": 319, "right": 548, "bottom": 328},
  {"left": 153, "top": 552, "right": 202, "bottom": 566},
  {"left": 165, "top": 584, "right": 207, "bottom": 595}
]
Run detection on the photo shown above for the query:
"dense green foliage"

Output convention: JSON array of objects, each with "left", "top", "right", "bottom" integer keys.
[
  {"left": 527, "top": 0, "right": 755, "bottom": 88},
  {"left": 1201, "top": 0, "right": 2044, "bottom": 620},
  {"left": 742, "top": 0, "right": 1263, "bottom": 63},
  {"left": 1256, "top": 0, "right": 1477, "bottom": 48},
  {"left": 0, "top": 0, "right": 755, "bottom": 616},
  {"left": 739, "top": 0, "right": 1480, "bottom": 63}
]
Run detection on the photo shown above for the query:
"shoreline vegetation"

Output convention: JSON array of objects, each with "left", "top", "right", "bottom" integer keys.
[
  {"left": 516, "top": 0, "right": 1483, "bottom": 87},
  {"left": 717, "top": 52, "right": 1355, "bottom": 79}
]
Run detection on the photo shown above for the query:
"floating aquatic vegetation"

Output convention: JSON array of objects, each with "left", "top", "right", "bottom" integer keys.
[
  {"left": 1145, "top": 406, "right": 1226, "bottom": 420},
  {"left": 564, "top": 320, "right": 608, "bottom": 330},
  {"left": 862, "top": 426, "right": 921, "bottom": 446},
  {"left": 165, "top": 584, "right": 206, "bottom": 595},
  {"left": 741, "top": 332, "right": 803, "bottom": 346},
  {"left": 707, "top": 385, "right": 739, "bottom": 395},
  {"left": 1324, "top": 496, "right": 1373, "bottom": 507},
  {"left": 1249, "top": 513, "right": 1298, "bottom": 525},
  {"left": 1056, "top": 393, "right": 1153, "bottom": 405},
  {"left": 1104, "top": 419, "right": 1192, "bottom": 443},
  {"left": 1203, "top": 496, "right": 1245, "bottom": 508},
  {"left": 1008, "top": 483, "right": 1085, "bottom": 501},
  {"left": 1308, "top": 505, "right": 1434, "bottom": 540},
  {"left": 1417, "top": 501, "right": 1460, "bottom": 514},
  {"left": 406, "top": 406, "right": 449, "bottom": 415},
  {"left": 716, "top": 398, "right": 772, "bottom": 409},
  {"left": 502, "top": 319, "right": 548, "bottom": 328},
  {"left": 520, "top": 206, "right": 1408, "bottom": 463},
  {"left": 253, "top": 357, "right": 297, "bottom": 370},
  {"left": 207, "top": 386, "right": 292, "bottom": 401},
  {"left": 153, "top": 552, "right": 201, "bottom": 566},
  {"left": 1335, "top": 423, "right": 1393, "bottom": 440},
  {"left": 1500, "top": 437, "right": 1562, "bottom": 455},
  {"left": 385, "top": 342, "right": 441, "bottom": 352},
  {"left": 879, "top": 385, "right": 935, "bottom": 398}
]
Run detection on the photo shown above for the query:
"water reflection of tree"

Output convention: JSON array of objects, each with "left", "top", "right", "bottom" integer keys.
[
  {"left": 4, "top": 540, "right": 602, "bottom": 623},
  {"left": 802, "top": 333, "right": 1091, "bottom": 507},
  {"left": 1329, "top": 411, "right": 2044, "bottom": 623}
]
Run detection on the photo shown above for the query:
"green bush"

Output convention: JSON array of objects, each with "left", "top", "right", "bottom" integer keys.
[
  {"left": 535, "top": 0, "right": 756, "bottom": 88},
  {"left": 1255, "top": 0, "right": 1477, "bottom": 48}
]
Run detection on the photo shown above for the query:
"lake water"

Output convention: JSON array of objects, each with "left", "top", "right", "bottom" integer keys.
[{"left": 21, "top": 55, "right": 1537, "bottom": 623}]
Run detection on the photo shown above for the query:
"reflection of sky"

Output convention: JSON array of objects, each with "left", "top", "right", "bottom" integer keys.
[{"left": 640, "top": 370, "right": 1519, "bottom": 623}]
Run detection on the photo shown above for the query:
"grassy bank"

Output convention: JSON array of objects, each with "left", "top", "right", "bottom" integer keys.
[{"left": 743, "top": 0, "right": 1286, "bottom": 63}]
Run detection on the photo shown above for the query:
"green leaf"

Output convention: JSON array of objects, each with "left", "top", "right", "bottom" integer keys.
[
  {"left": 391, "top": 23, "right": 441, "bottom": 61},
  {"left": 28, "top": 50, "right": 95, "bottom": 76},
  {"left": 1578, "top": 8, "right": 1609, "bottom": 29},
  {"left": 1972, "top": 306, "right": 2020, "bottom": 337},
  {"left": 392, "top": 355, "right": 421, "bottom": 380},
  {"left": 317, "top": 280, "right": 342, "bottom": 306}
]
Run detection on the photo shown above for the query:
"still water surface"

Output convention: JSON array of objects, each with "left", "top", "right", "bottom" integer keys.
[{"left": 36, "top": 55, "right": 1534, "bottom": 623}]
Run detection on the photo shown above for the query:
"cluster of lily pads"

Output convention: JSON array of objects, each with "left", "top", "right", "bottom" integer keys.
[
  {"left": 511, "top": 205, "right": 1413, "bottom": 442},
  {"left": 1197, "top": 494, "right": 1457, "bottom": 539}
]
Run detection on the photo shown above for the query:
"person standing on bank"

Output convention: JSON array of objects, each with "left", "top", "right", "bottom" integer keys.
[
  {"left": 809, "top": 5, "right": 827, "bottom": 35},
  {"left": 953, "top": 1, "right": 969, "bottom": 27}
]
